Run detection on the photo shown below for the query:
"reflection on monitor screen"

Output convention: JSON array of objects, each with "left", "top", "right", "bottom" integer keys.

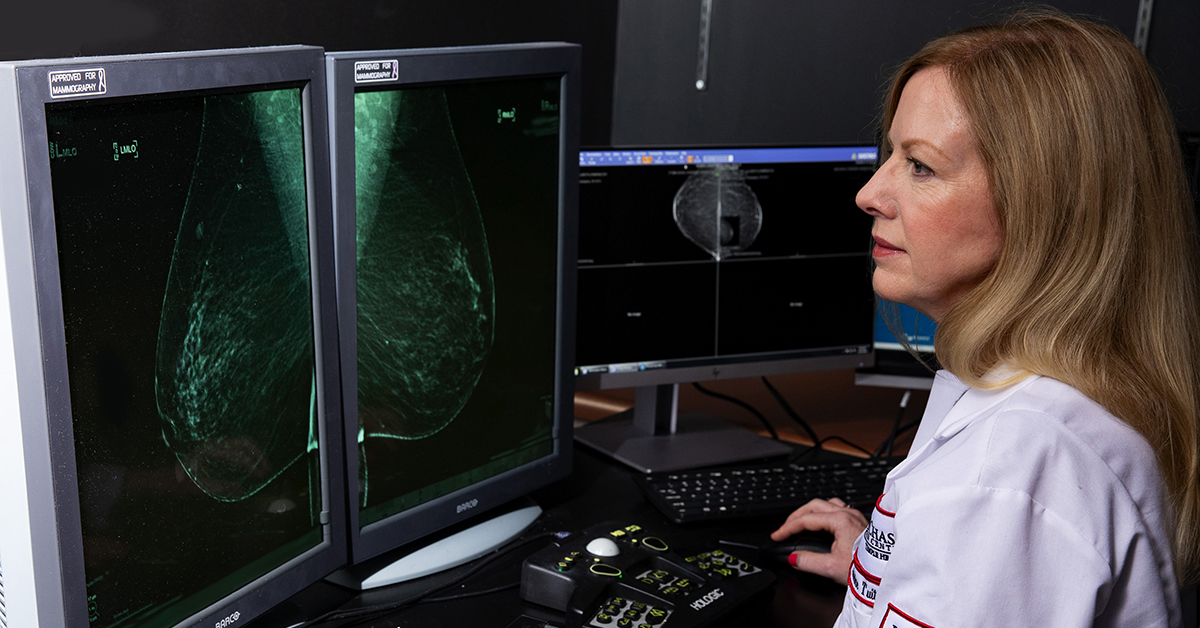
[{"left": 325, "top": 44, "right": 578, "bottom": 588}]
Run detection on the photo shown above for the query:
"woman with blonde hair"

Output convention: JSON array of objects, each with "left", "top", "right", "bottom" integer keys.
[{"left": 773, "top": 10, "right": 1200, "bottom": 627}]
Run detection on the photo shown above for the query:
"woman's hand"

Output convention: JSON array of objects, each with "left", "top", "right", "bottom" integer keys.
[{"left": 771, "top": 497, "right": 868, "bottom": 581}]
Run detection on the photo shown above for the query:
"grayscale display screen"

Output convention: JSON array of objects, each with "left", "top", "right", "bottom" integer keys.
[
  {"left": 575, "top": 147, "right": 876, "bottom": 375},
  {"left": 46, "top": 85, "right": 322, "bottom": 628},
  {"left": 352, "top": 77, "right": 560, "bottom": 526}
]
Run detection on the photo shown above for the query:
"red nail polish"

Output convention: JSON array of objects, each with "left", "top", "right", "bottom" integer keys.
[{"left": 787, "top": 552, "right": 799, "bottom": 568}]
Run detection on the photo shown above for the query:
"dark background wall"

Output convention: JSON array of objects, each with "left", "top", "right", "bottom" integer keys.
[
  {"left": 611, "top": 0, "right": 1200, "bottom": 146},
  {"left": 0, "top": 0, "right": 620, "bottom": 146},
  {"left": 1146, "top": 0, "right": 1200, "bottom": 133},
  {"left": 1, "top": 1, "right": 1195, "bottom": 148}
]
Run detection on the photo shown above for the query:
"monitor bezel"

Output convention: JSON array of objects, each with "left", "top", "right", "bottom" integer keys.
[
  {"left": 1, "top": 45, "right": 347, "bottom": 628},
  {"left": 573, "top": 142, "right": 877, "bottom": 391},
  {"left": 325, "top": 43, "right": 580, "bottom": 564}
]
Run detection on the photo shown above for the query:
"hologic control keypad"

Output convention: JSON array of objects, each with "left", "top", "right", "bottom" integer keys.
[
  {"left": 520, "top": 521, "right": 775, "bottom": 628},
  {"left": 682, "top": 549, "right": 761, "bottom": 579},
  {"left": 587, "top": 596, "right": 671, "bottom": 628}
]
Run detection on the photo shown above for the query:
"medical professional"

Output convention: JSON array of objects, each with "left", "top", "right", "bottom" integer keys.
[{"left": 772, "top": 11, "right": 1200, "bottom": 628}]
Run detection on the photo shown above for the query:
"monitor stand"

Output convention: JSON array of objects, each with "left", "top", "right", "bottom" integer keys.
[
  {"left": 574, "top": 383, "right": 793, "bottom": 474},
  {"left": 326, "top": 497, "right": 542, "bottom": 591}
]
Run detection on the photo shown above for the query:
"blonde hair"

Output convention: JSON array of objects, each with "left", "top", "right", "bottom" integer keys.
[{"left": 880, "top": 11, "right": 1200, "bottom": 584}]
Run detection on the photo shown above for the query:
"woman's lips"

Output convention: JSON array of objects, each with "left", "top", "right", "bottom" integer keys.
[{"left": 872, "top": 235, "right": 905, "bottom": 258}]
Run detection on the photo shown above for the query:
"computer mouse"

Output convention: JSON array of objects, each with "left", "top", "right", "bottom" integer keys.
[{"left": 759, "top": 530, "right": 835, "bottom": 564}]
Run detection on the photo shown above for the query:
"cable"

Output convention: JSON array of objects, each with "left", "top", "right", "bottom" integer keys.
[
  {"left": 816, "top": 435, "right": 873, "bottom": 457},
  {"left": 300, "top": 531, "right": 562, "bottom": 628},
  {"left": 423, "top": 581, "right": 520, "bottom": 603},
  {"left": 317, "top": 532, "right": 558, "bottom": 627},
  {"left": 760, "top": 376, "right": 821, "bottom": 448},
  {"left": 690, "top": 382, "right": 779, "bottom": 440},
  {"left": 873, "top": 390, "right": 912, "bottom": 458},
  {"left": 895, "top": 417, "right": 921, "bottom": 438}
]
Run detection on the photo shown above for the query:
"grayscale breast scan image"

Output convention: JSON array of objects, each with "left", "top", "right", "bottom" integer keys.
[
  {"left": 351, "top": 77, "right": 561, "bottom": 525},
  {"left": 47, "top": 85, "right": 322, "bottom": 628}
]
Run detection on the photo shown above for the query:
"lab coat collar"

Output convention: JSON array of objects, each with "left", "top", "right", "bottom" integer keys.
[
  {"left": 930, "top": 367, "right": 1038, "bottom": 442},
  {"left": 892, "top": 367, "right": 1037, "bottom": 483},
  {"left": 907, "top": 370, "right": 969, "bottom": 452}
]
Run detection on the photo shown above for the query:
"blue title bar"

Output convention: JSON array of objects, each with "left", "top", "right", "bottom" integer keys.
[{"left": 579, "top": 146, "right": 878, "bottom": 167}]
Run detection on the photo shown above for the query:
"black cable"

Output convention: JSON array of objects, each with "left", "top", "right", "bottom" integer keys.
[
  {"left": 301, "top": 531, "right": 562, "bottom": 628},
  {"left": 873, "top": 390, "right": 912, "bottom": 458},
  {"left": 817, "top": 435, "right": 873, "bottom": 457},
  {"left": 896, "top": 417, "right": 921, "bottom": 437},
  {"left": 423, "top": 581, "right": 520, "bottom": 603},
  {"left": 320, "top": 532, "right": 559, "bottom": 627},
  {"left": 876, "top": 415, "right": 921, "bottom": 459},
  {"left": 760, "top": 376, "right": 821, "bottom": 448},
  {"left": 690, "top": 382, "right": 779, "bottom": 440}
]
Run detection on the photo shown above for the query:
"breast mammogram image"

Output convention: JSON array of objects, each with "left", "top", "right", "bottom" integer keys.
[
  {"left": 673, "top": 165, "right": 763, "bottom": 260},
  {"left": 354, "top": 88, "right": 495, "bottom": 447}
]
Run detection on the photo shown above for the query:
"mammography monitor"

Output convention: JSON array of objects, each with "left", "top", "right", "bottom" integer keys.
[
  {"left": 574, "top": 146, "right": 876, "bottom": 472},
  {"left": 324, "top": 43, "right": 579, "bottom": 588},
  {"left": 0, "top": 47, "right": 346, "bottom": 627}
]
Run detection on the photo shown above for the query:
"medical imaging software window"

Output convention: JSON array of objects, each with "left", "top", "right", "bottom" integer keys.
[{"left": 576, "top": 149, "right": 876, "bottom": 372}]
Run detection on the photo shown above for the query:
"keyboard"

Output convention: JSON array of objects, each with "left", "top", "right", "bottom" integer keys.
[{"left": 636, "top": 457, "right": 902, "bottom": 524}]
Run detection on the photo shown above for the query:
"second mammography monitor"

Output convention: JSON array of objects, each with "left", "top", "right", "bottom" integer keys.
[{"left": 326, "top": 43, "right": 579, "bottom": 580}]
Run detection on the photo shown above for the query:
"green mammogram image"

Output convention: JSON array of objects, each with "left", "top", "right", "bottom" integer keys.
[
  {"left": 353, "top": 88, "right": 495, "bottom": 493},
  {"left": 155, "top": 89, "right": 316, "bottom": 502}
]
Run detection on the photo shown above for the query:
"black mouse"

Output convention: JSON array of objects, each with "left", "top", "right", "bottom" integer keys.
[{"left": 759, "top": 530, "right": 835, "bottom": 564}]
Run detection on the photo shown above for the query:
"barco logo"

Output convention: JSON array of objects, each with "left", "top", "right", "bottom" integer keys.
[
  {"left": 456, "top": 498, "right": 479, "bottom": 514},
  {"left": 689, "top": 589, "right": 724, "bottom": 611},
  {"left": 215, "top": 611, "right": 241, "bottom": 628}
]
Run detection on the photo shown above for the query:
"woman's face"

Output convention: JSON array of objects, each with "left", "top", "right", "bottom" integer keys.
[{"left": 856, "top": 66, "right": 1003, "bottom": 323}]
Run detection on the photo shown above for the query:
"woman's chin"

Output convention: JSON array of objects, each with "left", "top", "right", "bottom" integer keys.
[{"left": 870, "top": 276, "right": 906, "bottom": 305}]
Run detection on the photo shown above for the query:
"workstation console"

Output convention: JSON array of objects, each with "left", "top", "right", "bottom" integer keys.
[{"left": 0, "top": 44, "right": 895, "bottom": 628}]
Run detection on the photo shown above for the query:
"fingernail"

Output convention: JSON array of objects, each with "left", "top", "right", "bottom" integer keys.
[{"left": 787, "top": 552, "right": 799, "bottom": 568}]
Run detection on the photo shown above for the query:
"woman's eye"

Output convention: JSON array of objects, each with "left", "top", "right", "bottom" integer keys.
[{"left": 907, "top": 158, "right": 932, "bottom": 176}]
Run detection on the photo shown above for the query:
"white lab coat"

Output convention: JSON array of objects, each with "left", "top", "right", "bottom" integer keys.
[{"left": 834, "top": 370, "right": 1180, "bottom": 628}]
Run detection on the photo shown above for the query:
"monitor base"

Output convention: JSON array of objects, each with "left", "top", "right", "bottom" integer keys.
[
  {"left": 576, "top": 386, "right": 792, "bottom": 474},
  {"left": 327, "top": 498, "right": 542, "bottom": 591}
]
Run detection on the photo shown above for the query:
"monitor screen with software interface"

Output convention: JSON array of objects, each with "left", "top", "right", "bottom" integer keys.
[
  {"left": 325, "top": 44, "right": 578, "bottom": 585},
  {"left": 575, "top": 146, "right": 876, "bottom": 385},
  {"left": 573, "top": 146, "right": 877, "bottom": 472},
  {"left": 0, "top": 47, "right": 345, "bottom": 628},
  {"left": 874, "top": 303, "right": 936, "bottom": 353},
  {"left": 855, "top": 302, "right": 938, "bottom": 390}
]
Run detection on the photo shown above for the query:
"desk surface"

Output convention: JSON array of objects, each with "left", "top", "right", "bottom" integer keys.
[
  {"left": 274, "top": 444, "right": 853, "bottom": 628},
  {"left": 576, "top": 368, "right": 930, "bottom": 458},
  {"left": 259, "top": 370, "right": 919, "bottom": 628}
]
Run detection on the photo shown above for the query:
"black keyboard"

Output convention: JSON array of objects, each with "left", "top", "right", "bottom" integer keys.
[{"left": 636, "top": 457, "right": 902, "bottom": 524}]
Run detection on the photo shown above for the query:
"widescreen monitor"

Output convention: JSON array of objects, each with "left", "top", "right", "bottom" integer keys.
[
  {"left": 0, "top": 47, "right": 346, "bottom": 627},
  {"left": 324, "top": 43, "right": 579, "bottom": 588},
  {"left": 574, "top": 145, "right": 876, "bottom": 472}
]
